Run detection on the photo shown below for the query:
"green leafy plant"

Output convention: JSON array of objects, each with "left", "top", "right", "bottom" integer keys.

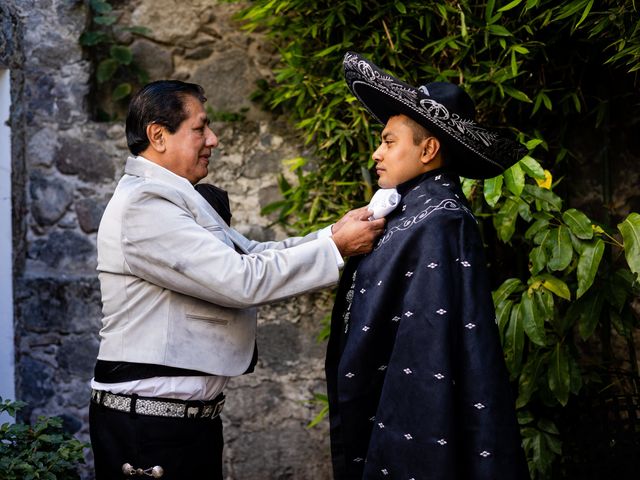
[
  {"left": 80, "top": 0, "right": 150, "bottom": 120},
  {"left": 0, "top": 397, "right": 87, "bottom": 480},
  {"left": 234, "top": 0, "right": 640, "bottom": 477}
]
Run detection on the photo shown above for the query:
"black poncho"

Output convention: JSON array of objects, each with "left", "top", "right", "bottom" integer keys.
[{"left": 326, "top": 169, "right": 527, "bottom": 479}]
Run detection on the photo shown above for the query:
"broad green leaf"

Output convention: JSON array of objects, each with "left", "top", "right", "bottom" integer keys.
[
  {"left": 79, "top": 30, "right": 108, "bottom": 46},
  {"left": 111, "top": 82, "right": 132, "bottom": 101},
  {"left": 529, "top": 245, "right": 547, "bottom": 274},
  {"left": 562, "top": 208, "right": 593, "bottom": 240},
  {"left": 537, "top": 274, "right": 571, "bottom": 300},
  {"left": 516, "top": 353, "right": 544, "bottom": 408},
  {"left": 96, "top": 58, "right": 118, "bottom": 83},
  {"left": 90, "top": 0, "right": 112, "bottom": 14},
  {"left": 493, "top": 278, "right": 523, "bottom": 305},
  {"left": 548, "top": 343, "right": 570, "bottom": 406},
  {"left": 110, "top": 45, "right": 133, "bottom": 65},
  {"left": 534, "top": 288, "right": 554, "bottom": 320},
  {"left": 496, "top": 299, "right": 514, "bottom": 342},
  {"left": 523, "top": 184, "right": 562, "bottom": 211},
  {"left": 521, "top": 291, "right": 546, "bottom": 346},
  {"left": 483, "top": 175, "right": 503, "bottom": 207},
  {"left": 525, "top": 217, "right": 550, "bottom": 240},
  {"left": 504, "top": 302, "right": 525, "bottom": 377},
  {"left": 548, "top": 226, "right": 573, "bottom": 271},
  {"left": 520, "top": 155, "right": 546, "bottom": 179},
  {"left": 504, "top": 162, "right": 525, "bottom": 196},
  {"left": 617, "top": 213, "right": 640, "bottom": 280},
  {"left": 395, "top": 2, "right": 407, "bottom": 14},
  {"left": 576, "top": 238, "right": 604, "bottom": 298},
  {"left": 94, "top": 14, "right": 117, "bottom": 26},
  {"left": 494, "top": 197, "right": 520, "bottom": 242},
  {"left": 568, "top": 354, "right": 583, "bottom": 395}
]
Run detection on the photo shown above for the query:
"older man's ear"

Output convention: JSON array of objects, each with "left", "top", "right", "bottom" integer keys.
[{"left": 146, "top": 123, "right": 166, "bottom": 153}]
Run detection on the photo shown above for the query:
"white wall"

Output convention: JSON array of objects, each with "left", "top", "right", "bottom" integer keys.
[{"left": 0, "top": 69, "right": 15, "bottom": 424}]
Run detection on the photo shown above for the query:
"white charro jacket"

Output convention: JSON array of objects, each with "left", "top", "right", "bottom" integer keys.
[{"left": 96, "top": 156, "right": 340, "bottom": 376}]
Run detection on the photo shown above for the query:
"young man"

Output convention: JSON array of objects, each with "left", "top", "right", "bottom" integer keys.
[
  {"left": 89, "top": 80, "right": 385, "bottom": 479},
  {"left": 325, "top": 52, "right": 529, "bottom": 479}
]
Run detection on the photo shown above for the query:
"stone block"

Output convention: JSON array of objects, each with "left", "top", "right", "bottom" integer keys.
[
  {"left": 130, "top": 39, "right": 174, "bottom": 81},
  {"left": 57, "top": 332, "right": 100, "bottom": 377},
  {"left": 17, "top": 356, "right": 55, "bottom": 410},
  {"left": 54, "top": 134, "right": 115, "bottom": 182},
  {"left": 75, "top": 196, "right": 108, "bottom": 233},
  {"left": 29, "top": 169, "right": 74, "bottom": 226},
  {"left": 29, "top": 229, "right": 96, "bottom": 273}
]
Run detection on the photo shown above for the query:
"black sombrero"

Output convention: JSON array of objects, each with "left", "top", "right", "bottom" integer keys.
[{"left": 343, "top": 52, "right": 526, "bottom": 179}]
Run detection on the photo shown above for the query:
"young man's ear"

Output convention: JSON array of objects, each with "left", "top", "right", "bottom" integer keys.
[
  {"left": 146, "top": 123, "right": 166, "bottom": 153},
  {"left": 420, "top": 136, "right": 441, "bottom": 165}
]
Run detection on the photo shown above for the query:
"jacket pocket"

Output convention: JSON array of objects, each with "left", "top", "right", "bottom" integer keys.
[{"left": 185, "top": 313, "right": 229, "bottom": 326}]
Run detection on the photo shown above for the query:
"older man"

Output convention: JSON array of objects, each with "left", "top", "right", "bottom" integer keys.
[{"left": 89, "top": 80, "right": 384, "bottom": 479}]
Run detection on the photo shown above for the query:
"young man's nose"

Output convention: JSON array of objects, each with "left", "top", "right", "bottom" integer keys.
[{"left": 372, "top": 145, "right": 383, "bottom": 162}]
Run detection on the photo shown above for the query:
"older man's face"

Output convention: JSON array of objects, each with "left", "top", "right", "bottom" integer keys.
[{"left": 163, "top": 95, "right": 218, "bottom": 184}]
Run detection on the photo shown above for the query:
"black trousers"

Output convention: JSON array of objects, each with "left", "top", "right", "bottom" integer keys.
[{"left": 90, "top": 401, "right": 223, "bottom": 480}]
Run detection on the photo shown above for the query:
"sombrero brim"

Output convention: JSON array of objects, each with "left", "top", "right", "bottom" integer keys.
[{"left": 343, "top": 52, "right": 525, "bottom": 179}]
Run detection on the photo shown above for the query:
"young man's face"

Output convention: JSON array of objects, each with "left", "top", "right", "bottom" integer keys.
[
  {"left": 372, "top": 114, "right": 430, "bottom": 189},
  {"left": 163, "top": 95, "right": 218, "bottom": 184}
]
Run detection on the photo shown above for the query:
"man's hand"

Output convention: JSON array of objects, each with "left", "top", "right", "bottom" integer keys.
[
  {"left": 331, "top": 209, "right": 385, "bottom": 257},
  {"left": 331, "top": 206, "right": 371, "bottom": 235}
]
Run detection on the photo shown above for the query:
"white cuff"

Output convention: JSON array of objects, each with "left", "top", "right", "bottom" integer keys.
[{"left": 319, "top": 225, "right": 344, "bottom": 269}]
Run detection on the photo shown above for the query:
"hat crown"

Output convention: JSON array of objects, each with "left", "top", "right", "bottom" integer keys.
[{"left": 417, "top": 82, "right": 475, "bottom": 122}]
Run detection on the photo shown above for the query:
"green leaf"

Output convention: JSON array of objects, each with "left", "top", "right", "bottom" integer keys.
[
  {"left": 498, "top": 0, "right": 524, "bottom": 12},
  {"left": 395, "top": 2, "right": 407, "bottom": 14},
  {"left": 547, "top": 226, "right": 573, "bottom": 271},
  {"left": 576, "top": 238, "right": 605, "bottom": 298},
  {"left": 111, "top": 82, "right": 132, "bottom": 101},
  {"left": 522, "top": 184, "right": 563, "bottom": 211},
  {"left": 496, "top": 299, "right": 514, "bottom": 341},
  {"left": 110, "top": 45, "right": 133, "bottom": 65},
  {"left": 522, "top": 291, "right": 546, "bottom": 346},
  {"left": 493, "top": 278, "right": 523, "bottom": 306},
  {"left": 96, "top": 58, "right": 119, "bottom": 83},
  {"left": 94, "top": 14, "right": 117, "bottom": 26},
  {"left": 575, "top": 290, "right": 604, "bottom": 339},
  {"left": 503, "top": 85, "right": 533, "bottom": 103},
  {"left": 504, "top": 302, "right": 525, "bottom": 376},
  {"left": 617, "top": 213, "right": 640, "bottom": 281},
  {"left": 520, "top": 155, "right": 546, "bottom": 179},
  {"left": 563, "top": 208, "right": 593, "bottom": 240},
  {"left": 487, "top": 24, "right": 512, "bottom": 36},
  {"left": 516, "top": 352, "right": 544, "bottom": 408},
  {"left": 483, "top": 175, "right": 503, "bottom": 207},
  {"left": 548, "top": 343, "right": 570, "bottom": 406},
  {"left": 90, "top": 0, "right": 112, "bottom": 14},
  {"left": 537, "top": 274, "right": 571, "bottom": 300},
  {"left": 529, "top": 245, "right": 547, "bottom": 275},
  {"left": 494, "top": 197, "right": 520, "bottom": 242},
  {"left": 504, "top": 162, "right": 525, "bottom": 196},
  {"left": 79, "top": 31, "right": 108, "bottom": 46},
  {"left": 525, "top": 216, "right": 551, "bottom": 240}
]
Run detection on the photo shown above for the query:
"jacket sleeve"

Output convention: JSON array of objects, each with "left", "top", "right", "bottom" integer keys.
[{"left": 120, "top": 186, "right": 339, "bottom": 309}]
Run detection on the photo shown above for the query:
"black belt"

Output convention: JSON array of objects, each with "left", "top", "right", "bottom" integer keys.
[{"left": 91, "top": 389, "right": 225, "bottom": 420}]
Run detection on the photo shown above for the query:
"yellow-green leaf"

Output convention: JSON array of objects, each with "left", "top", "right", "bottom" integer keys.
[
  {"left": 483, "top": 175, "right": 503, "bottom": 207},
  {"left": 504, "top": 162, "right": 525, "bottom": 196}
]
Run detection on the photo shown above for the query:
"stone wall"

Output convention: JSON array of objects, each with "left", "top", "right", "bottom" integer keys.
[{"left": 3, "top": 1, "right": 333, "bottom": 478}]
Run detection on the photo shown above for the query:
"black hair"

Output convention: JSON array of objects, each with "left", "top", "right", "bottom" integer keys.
[{"left": 125, "top": 80, "right": 207, "bottom": 156}]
